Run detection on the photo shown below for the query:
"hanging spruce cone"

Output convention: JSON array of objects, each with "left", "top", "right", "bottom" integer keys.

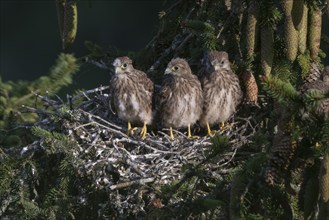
[
  {"left": 306, "top": 62, "right": 322, "bottom": 82},
  {"left": 309, "top": 6, "right": 322, "bottom": 60},
  {"left": 242, "top": 70, "right": 258, "bottom": 104},
  {"left": 298, "top": 4, "right": 308, "bottom": 54},
  {"left": 284, "top": 18, "right": 298, "bottom": 62},
  {"left": 265, "top": 131, "right": 298, "bottom": 186},
  {"left": 282, "top": 0, "right": 298, "bottom": 61},
  {"left": 56, "top": 0, "right": 78, "bottom": 50},
  {"left": 291, "top": 0, "right": 305, "bottom": 30},
  {"left": 299, "top": 63, "right": 322, "bottom": 90},
  {"left": 265, "top": 166, "right": 282, "bottom": 186},
  {"left": 261, "top": 25, "right": 273, "bottom": 75},
  {"left": 246, "top": 1, "right": 259, "bottom": 59}
]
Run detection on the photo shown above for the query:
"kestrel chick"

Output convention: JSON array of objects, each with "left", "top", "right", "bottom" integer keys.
[
  {"left": 200, "top": 51, "right": 243, "bottom": 136},
  {"left": 110, "top": 56, "right": 154, "bottom": 138},
  {"left": 157, "top": 58, "right": 203, "bottom": 139}
]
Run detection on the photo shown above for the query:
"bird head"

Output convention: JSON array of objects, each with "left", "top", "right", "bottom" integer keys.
[
  {"left": 204, "top": 51, "right": 231, "bottom": 72},
  {"left": 112, "top": 56, "right": 134, "bottom": 74},
  {"left": 165, "top": 58, "right": 192, "bottom": 76}
]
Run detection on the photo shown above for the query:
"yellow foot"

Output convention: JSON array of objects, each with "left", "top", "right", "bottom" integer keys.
[
  {"left": 187, "top": 124, "right": 199, "bottom": 139},
  {"left": 140, "top": 122, "right": 147, "bottom": 139},
  {"left": 206, "top": 122, "right": 215, "bottom": 137},
  {"left": 127, "top": 122, "right": 137, "bottom": 136},
  {"left": 220, "top": 122, "right": 225, "bottom": 130}
]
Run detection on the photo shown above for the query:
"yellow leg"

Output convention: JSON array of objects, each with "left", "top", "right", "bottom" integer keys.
[
  {"left": 220, "top": 122, "right": 225, "bottom": 130},
  {"left": 187, "top": 124, "right": 192, "bottom": 138},
  {"left": 140, "top": 122, "right": 147, "bottom": 139},
  {"left": 127, "top": 122, "right": 137, "bottom": 135},
  {"left": 207, "top": 122, "right": 214, "bottom": 137},
  {"left": 187, "top": 124, "right": 199, "bottom": 139},
  {"left": 170, "top": 127, "right": 174, "bottom": 140},
  {"left": 127, "top": 122, "right": 132, "bottom": 135}
]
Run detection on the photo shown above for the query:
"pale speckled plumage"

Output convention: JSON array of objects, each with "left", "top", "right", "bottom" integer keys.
[
  {"left": 157, "top": 58, "right": 203, "bottom": 129},
  {"left": 200, "top": 51, "right": 243, "bottom": 127},
  {"left": 110, "top": 56, "right": 154, "bottom": 125}
]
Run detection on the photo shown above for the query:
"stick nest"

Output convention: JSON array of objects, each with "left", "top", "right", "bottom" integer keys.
[{"left": 21, "top": 86, "right": 260, "bottom": 218}]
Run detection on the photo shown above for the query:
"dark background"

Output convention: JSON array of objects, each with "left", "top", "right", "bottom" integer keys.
[
  {"left": 1, "top": 1, "right": 328, "bottom": 90},
  {"left": 0, "top": 0, "right": 164, "bottom": 89}
]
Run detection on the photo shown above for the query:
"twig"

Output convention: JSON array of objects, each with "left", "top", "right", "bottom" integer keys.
[
  {"left": 218, "top": 146, "right": 238, "bottom": 168},
  {"left": 118, "top": 138, "right": 172, "bottom": 154},
  {"left": 109, "top": 177, "right": 155, "bottom": 190},
  {"left": 80, "top": 109, "right": 123, "bottom": 130},
  {"left": 21, "top": 105, "right": 58, "bottom": 116},
  {"left": 147, "top": 33, "right": 189, "bottom": 74},
  {"left": 72, "top": 86, "right": 110, "bottom": 101},
  {"left": 173, "top": 33, "right": 194, "bottom": 57},
  {"left": 32, "top": 91, "right": 58, "bottom": 106}
]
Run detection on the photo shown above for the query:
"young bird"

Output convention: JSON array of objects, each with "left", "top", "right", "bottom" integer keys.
[
  {"left": 157, "top": 58, "right": 203, "bottom": 139},
  {"left": 110, "top": 56, "right": 154, "bottom": 139},
  {"left": 200, "top": 51, "right": 243, "bottom": 136}
]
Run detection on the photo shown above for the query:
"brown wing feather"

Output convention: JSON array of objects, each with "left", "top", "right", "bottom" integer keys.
[{"left": 135, "top": 70, "right": 154, "bottom": 94}]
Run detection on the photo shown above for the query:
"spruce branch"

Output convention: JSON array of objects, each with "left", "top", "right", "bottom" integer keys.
[{"left": 262, "top": 74, "right": 299, "bottom": 103}]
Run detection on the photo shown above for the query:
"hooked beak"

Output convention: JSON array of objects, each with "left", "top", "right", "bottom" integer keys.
[
  {"left": 164, "top": 68, "right": 172, "bottom": 75},
  {"left": 114, "top": 65, "right": 126, "bottom": 74},
  {"left": 114, "top": 66, "right": 121, "bottom": 74}
]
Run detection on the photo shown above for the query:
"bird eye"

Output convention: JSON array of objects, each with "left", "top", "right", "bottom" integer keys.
[
  {"left": 172, "top": 66, "right": 179, "bottom": 71},
  {"left": 220, "top": 60, "right": 225, "bottom": 65},
  {"left": 122, "top": 63, "right": 128, "bottom": 68}
]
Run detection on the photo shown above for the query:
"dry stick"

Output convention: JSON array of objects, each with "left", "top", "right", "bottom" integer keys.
[
  {"left": 109, "top": 177, "right": 155, "bottom": 190},
  {"left": 32, "top": 91, "right": 59, "bottom": 106},
  {"left": 145, "top": 139, "right": 170, "bottom": 150},
  {"left": 79, "top": 109, "right": 123, "bottom": 130},
  {"left": 21, "top": 105, "right": 59, "bottom": 116},
  {"left": 218, "top": 146, "right": 238, "bottom": 168},
  {"left": 147, "top": 33, "right": 192, "bottom": 74},
  {"left": 73, "top": 122, "right": 95, "bottom": 130},
  {"left": 216, "top": 0, "right": 245, "bottom": 39},
  {"left": 119, "top": 137, "right": 172, "bottom": 154},
  {"left": 83, "top": 157, "right": 120, "bottom": 170},
  {"left": 112, "top": 139, "right": 132, "bottom": 157},
  {"left": 84, "top": 57, "right": 109, "bottom": 70},
  {"left": 125, "top": 158, "right": 146, "bottom": 177},
  {"left": 173, "top": 33, "right": 194, "bottom": 57},
  {"left": 111, "top": 141, "right": 148, "bottom": 177},
  {"left": 91, "top": 121, "right": 128, "bottom": 137},
  {"left": 72, "top": 86, "right": 110, "bottom": 101}
]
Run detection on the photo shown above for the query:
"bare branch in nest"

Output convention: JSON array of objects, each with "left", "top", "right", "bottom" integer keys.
[
  {"left": 21, "top": 105, "right": 59, "bottom": 116},
  {"left": 109, "top": 177, "right": 155, "bottom": 190},
  {"left": 72, "top": 86, "right": 109, "bottom": 101}
]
